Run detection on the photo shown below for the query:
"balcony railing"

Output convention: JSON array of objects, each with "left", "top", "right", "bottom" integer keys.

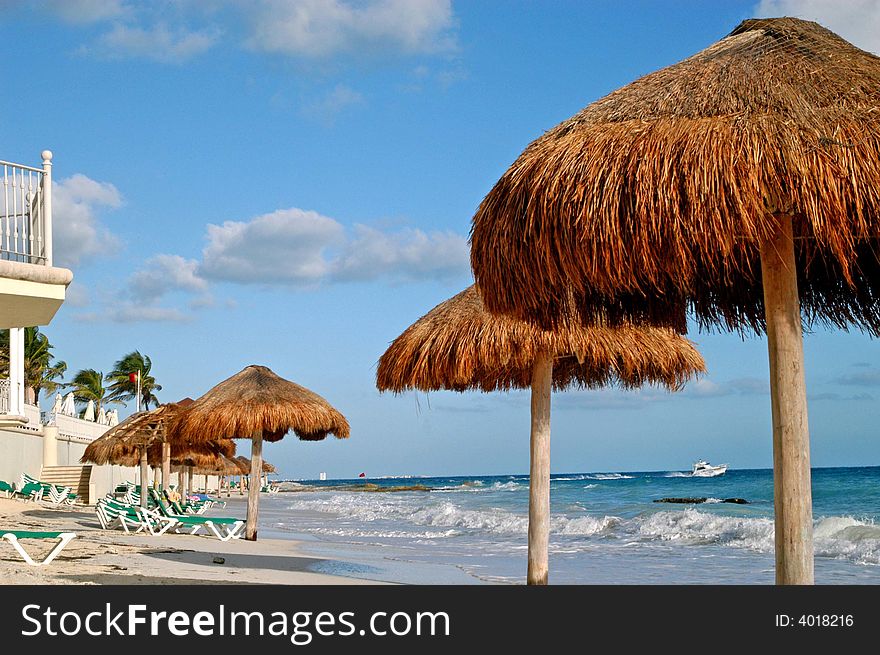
[
  {"left": 0, "top": 151, "right": 53, "bottom": 266},
  {"left": 0, "top": 379, "right": 9, "bottom": 413}
]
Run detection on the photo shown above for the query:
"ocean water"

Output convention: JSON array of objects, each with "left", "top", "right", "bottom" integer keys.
[{"left": 259, "top": 466, "right": 880, "bottom": 584}]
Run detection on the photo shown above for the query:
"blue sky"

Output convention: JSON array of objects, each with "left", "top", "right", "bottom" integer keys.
[{"left": 3, "top": 0, "right": 880, "bottom": 479}]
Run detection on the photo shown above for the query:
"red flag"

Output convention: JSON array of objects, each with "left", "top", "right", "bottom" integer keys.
[
  {"left": 129, "top": 372, "right": 138, "bottom": 383},
  {"left": 358, "top": 472, "right": 366, "bottom": 478}
]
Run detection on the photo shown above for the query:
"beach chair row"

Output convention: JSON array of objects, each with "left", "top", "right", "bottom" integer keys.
[
  {"left": 96, "top": 488, "right": 244, "bottom": 542},
  {"left": 0, "top": 473, "right": 76, "bottom": 507}
]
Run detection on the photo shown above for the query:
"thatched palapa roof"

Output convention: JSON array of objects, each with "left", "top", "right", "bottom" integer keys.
[
  {"left": 81, "top": 402, "right": 183, "bottom": 466},
  {"left": 171, "top": 365, "right": 350, "bottom": 443},
  {"left": 470, "top": 18, "right": 880, "bottom": 333},
  {"left": 234, "top": 455, "right": 276, "bottom": 474},
  {"left": 191, "top": 454, "right": 242, "bottom": 476},
  {"left": 81, "top": 400, "right": 234, "bottom": 467},
  {"left": 376, "top": 285, "right": 704, "bottom": 392}
]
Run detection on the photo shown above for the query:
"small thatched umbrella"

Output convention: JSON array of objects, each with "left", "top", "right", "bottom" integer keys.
[
  {"left": 81, "top": 401, "right": 231, "bottom": 507},
  {"left": 81, "top": 403, "right": 179, "bottom": 509},
  {"left": 469, "top": 17, "right": 880, "bottom": 585},
  {"left": 233, "top": 456, "right": 276, "bottom": 492},
  {"left": 377, "top": 285, "right": 704, "bottom": 584},
  {"left": 171, "top": 365, "right": 350, "bottom": 540}
]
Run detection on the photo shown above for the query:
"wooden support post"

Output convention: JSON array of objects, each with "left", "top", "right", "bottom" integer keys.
[
  {"left": 760, "top": 213, "right": 814, "bottom": 585},
  {"left": 246, "top": 430, "right": 263, "bottom": 541},
  {"left": 162, "top": 442, "right": 171, "bottom": 492},
  {"left": 527, "top": 351, "right": 552, "bottom": 585},
  {"left": 139, "top": 447, "right": 148, "bottom": 510}
]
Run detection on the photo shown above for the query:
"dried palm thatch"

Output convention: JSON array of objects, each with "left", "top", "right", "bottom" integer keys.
[
  {"left": 192, "top": 454, "right": 241, "bottom": 476},
  {"left": 171, "top": 365, "right": 350, "bottom": 443},
  {"left": 101, "top": 438, "right": 236, "bottom": 468},
  {"left": 81, "top": 402, "right": 185, "bottom": 466},
  {"left": 234, "top": 456, "right": 276, "bottom": 474},
  {"left": 470, "top": 17, "right": 880, "bottom": 334},
  {"left": 377, "top": 286, "right": 705, "bottom": 393}
]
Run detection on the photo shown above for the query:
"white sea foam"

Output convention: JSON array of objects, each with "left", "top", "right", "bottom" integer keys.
[
  {"left": 635, "top": 508, "right": 775, "bottom": 551},
  {"left": 281, "top": 491, "right": 880, "bottom": 567},
  {"left": 663, "top": 472, "right": 692, "bottom": 478},
  {"left": 585, "top": 473, "right": 635, "bottom": 480},
  {"left": 633, "top": 509, "right": 880, "bottom": 565},
  {"left": 813, "top": 516, "right": 880, "bottom": 565},
  {"left": 490, "top": 481, "right": 522, "bottom": 491},
  {"left": 553, "top": 475, "right": 590, "bottom": 481},
  {"left": 583, "top": 484, "right": 599, "bottom": 489}
]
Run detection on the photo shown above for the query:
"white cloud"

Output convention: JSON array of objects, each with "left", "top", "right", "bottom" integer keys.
[
  {"left": 96, "top": 23, "right": 220, "bottom": 63},
  {"left": 681, "top": 377, "right": 769, "bottom": 398},
  {"left": 198, "top": 207, "right": 470, "bottom": 286},
  {"left": 64, "top": 281, "right": 90, "bottom": 308},
  {"left": 52, "top": 174, "right": 122, "bottom": 268},
  {"left": 75, "top": 304, "right": 192, "bottom": 323},
  {"left": 44, "top": 0, "right": 129, "bottom": 24},
  {"left": 333, "top": 224, "right": 469, "bottom": 283},
  {"left": 300, "top": 84, "right": 364, "bottom": 123},
  {"left": 756, "top": 0, "right": 880, "bottom": 53},
  {"left": 129, "top": 254, "right": 208, "bottom": 301},
  {"left": 245, "top": 0, "right": 457, "bottom": 58},
  {"left": 199, "top": 208, "right": 345, "bottom": 285}
]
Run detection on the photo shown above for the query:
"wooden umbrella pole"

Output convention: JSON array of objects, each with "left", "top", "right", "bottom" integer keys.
[
  {"left": 162, "top": 442, "right": 171, "bottom": 493},
  {"left": 760, "top": 213, "right": 814, "bottom": 585},
  {"left": 527, "top": 351, "right": 553, "bottom": 585},
  {"left": 246, "top": 430, "right": 263, "bottom": 541},
  {"left": 139, "top": 446, "right": 148, "bottom": 509}
]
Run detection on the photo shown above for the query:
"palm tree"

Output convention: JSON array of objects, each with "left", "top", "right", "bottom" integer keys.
[
  {"left": 105, "top": 351, "right": 162, "bottom": 409},
  {"left": 68, "top": 368, "right": 117, "bottom": 414},
  {"left": 0, "top": 327, "right": 67, "bottom": 405}
]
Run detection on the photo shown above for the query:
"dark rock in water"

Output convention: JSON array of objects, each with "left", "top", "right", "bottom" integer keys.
[{"left": 654, "top": 497, "right": 750, "bottom": 504}]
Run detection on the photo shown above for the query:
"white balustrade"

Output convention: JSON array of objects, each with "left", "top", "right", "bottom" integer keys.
[{"left": 0, "top": 151, "right": 52, "bottom": 265}]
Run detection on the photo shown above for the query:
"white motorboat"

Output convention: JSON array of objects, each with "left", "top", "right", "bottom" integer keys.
[{"left": 691, "top": 460, "right": 728, "bottom": 477}]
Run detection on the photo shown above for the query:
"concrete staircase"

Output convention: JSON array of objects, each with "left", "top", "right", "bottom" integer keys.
[{"left": 39, "top": 465, "right": 92, "bottom": 504}]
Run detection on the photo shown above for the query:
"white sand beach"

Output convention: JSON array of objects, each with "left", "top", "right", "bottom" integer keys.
[{"left": 0, "top": 496, "right": 381, "bottom": 585}]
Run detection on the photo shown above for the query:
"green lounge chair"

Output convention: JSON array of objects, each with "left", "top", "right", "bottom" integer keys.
[
  {"left": 1, "top": 531, "right": 76, "bottom": 566},
  {"left": 0, "top": 480, "right": 15, "bottom": 498},
  {"left": 12, "top": 482, "right": 44, "bottom": 502},
  {"left": 163, "top": 489, "right": 208, "bottom": 515},
  {"left": 20, "top": 473, "right": 76, "bottom": 506},
  {"left": 146, "top": 489, "right": 244, "bottom": 542},
  {"left": 98, "top": 498, "right": 177, "bottom": 536}
]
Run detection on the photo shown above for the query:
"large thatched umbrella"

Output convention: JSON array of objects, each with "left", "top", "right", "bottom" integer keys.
[
  {"left": 171, "top": 365, "right": 350, "bottom": 540},
  {"left": 376, "top": 285, "right": 704, "bottom": 584},
  {"left": 469, "top": 17, "right": 880, "bottom": 584}
]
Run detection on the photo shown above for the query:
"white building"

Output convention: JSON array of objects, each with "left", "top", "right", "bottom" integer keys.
[{"left": 0, "top": 151, "right": 134, "bottom": 502}]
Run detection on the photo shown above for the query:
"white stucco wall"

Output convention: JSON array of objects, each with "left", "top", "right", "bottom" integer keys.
[{"left": 0, "top": 425, "right": 137, "bottom": 503}]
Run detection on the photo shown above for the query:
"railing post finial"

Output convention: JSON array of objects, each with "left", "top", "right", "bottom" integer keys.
[{"left": 41, "top": 150, "right": 53, "bottom": 165}]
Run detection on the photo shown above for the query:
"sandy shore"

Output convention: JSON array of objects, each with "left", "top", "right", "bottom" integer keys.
[{"left": 0, "top": 496, "right": 382, "bottom": 585}]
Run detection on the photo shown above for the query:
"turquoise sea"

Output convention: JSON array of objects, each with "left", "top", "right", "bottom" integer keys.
[{"left": 259, "top": 466, "right": 880, "bottom": 584}]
